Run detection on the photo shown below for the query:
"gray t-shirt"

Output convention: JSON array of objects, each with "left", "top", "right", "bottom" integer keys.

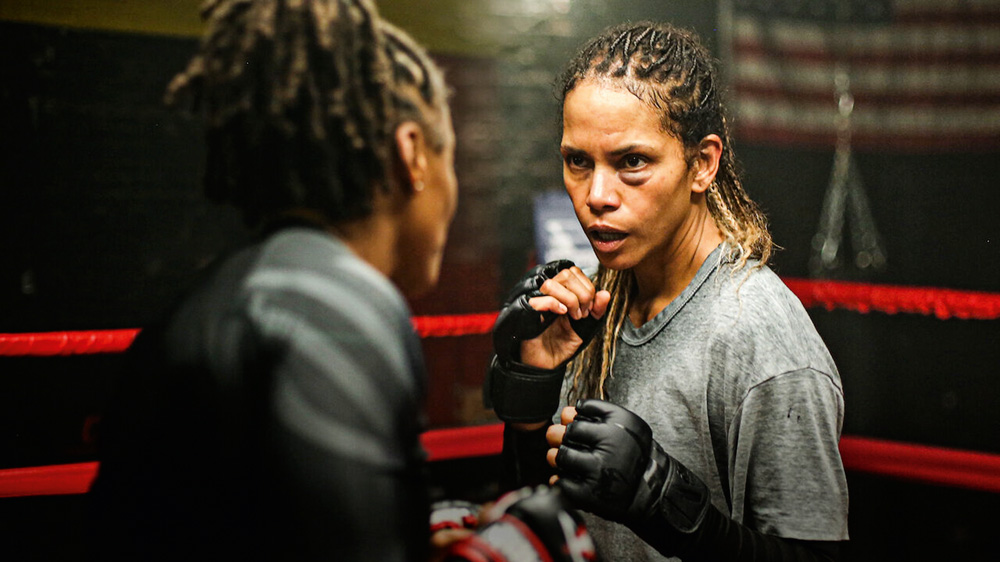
[
  {"left": 569, "top": 245, "right": 849, "bottom": 561},
  {"left": 89, "top": 227, "right": 429, "bottom": 560}
]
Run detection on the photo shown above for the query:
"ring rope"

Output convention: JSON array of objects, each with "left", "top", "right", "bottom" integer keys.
[
  {"left": 0, "top": 314, "right": 500, "bottom": 357},
  {"left": 2, "top": 278, "right": 999, "bottom": 498},
  {"left": 782, "top": 278, "right": 1000, "bottom": 320},
  {"left": 0, "top": 328, "right": 140, "bottom": 357},
  {"left": 3, "top": 429, "right": 1000, "bottom": 498},
  {"left": 2, "top": 279, "right": 999, "bottom": 357}
]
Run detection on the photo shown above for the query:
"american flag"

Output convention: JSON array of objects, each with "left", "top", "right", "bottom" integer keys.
[{"left": 724, "top": 0, "right": 1000, "bottom": 151}]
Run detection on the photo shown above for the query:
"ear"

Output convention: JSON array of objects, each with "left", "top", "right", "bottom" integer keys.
[
  {"left": 690, "top": 134, "right": 722, "bottom": 194},
  {"left": 394, "top": 121, "right": 429, "bottom": 194}
]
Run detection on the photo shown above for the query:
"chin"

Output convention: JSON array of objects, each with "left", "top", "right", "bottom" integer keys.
[
  {"left": 402, "top": 275, "right": 435, "bottom": 300},
  {"left": 595, "top": 252, "right": 636, "bottom": 272},
  {"left": 401, "top": 261, "right": 442, "bottom": 299}
]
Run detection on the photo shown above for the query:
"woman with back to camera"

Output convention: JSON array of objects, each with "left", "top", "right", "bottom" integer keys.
[
  {"left": 88, "top": 2, "right": 598, "bottom": 561},
  {"left": 487, "top": 21, "right": 849, "bottom": 561},
  {"left": 88, "top": 1, "right": 457, "bottom": 559}
]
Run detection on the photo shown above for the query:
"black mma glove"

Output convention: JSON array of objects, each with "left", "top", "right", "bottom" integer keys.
[
  {"left": 484, "top": 260, "right": 603, "bottom": 423},
  {"left": 554, "top": 399, "right": 709, "bottom": 557},
  {"left": 554, "top": 400, "right": 842, "bottom": 562},
  {"left": 443, "top": 486, "right": 600, "bottom": 562}
]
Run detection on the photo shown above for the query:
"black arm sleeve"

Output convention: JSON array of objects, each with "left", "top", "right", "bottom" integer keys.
[
  {"left": 500, "top": 423, "right": 554, "bottom": 491},
  {"left": 670, "top": 506, "right": 842, "bottom": 562}
]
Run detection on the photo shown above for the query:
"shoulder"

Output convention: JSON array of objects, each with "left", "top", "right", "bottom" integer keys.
[
  {"left": 162, "top": 228, "right": 421, "bottom": 391},
  {"left": 168, "top": 228, "right": 411, "bottom": 333},
  {"left": 247, "top": 227, "right": 419, "bottom": 364},
  {"left": 701, "top": 263, "right": 841, "bottom": 392},
  {"left": 252, "top": 228, "right": 409, "bottom": 316},
  {"left": 244, "top": 228, "right": 414, "bottom": 339},
  {"left": 707, "top": 261, "right": 803, "bottom": 322}
]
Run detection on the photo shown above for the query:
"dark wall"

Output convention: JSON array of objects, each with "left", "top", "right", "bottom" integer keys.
[
  {"left": 0, "top": 23, "right": 244, "bottom": 333},
  {"left": 1, "top": 3, "right": 999, "bottom": 561}
]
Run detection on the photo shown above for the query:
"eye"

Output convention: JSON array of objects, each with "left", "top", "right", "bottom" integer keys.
[
  {"left": 565, "top": 153, "right": 591, "bottom": 169},
  {"left": 622, "top": 154, "right": 645, "bottom": 169}
]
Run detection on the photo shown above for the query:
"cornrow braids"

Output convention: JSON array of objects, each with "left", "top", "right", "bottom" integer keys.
[
  {"left": 561, "top": 22, "right": 773, "bottom": 400},
  {"left": 165, "top": 0, "right": 448, "bottom": 227},
  {"left": 379, "top": 20, "right": 450, "bottom": 152}
]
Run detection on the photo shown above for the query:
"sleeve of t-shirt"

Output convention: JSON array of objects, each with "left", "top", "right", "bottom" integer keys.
[{"left": 728, "top": 369, "right": 850, "bottom": 541}]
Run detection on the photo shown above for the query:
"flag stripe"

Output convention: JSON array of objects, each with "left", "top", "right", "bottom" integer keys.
[
  {"left": 733, "top": 17, "right": 1000, "bottom": 61},
  {"left": 730, "top": 0, "right": 1000, "bottom": 151},
  {"left": 894, "top": 0, "right": 1000, "bottom": 24},
  {"left": 733, "top": 56, "right": 1000, "bottom": 97},
  {"left": 733, "top": 40, "right": 1000, "bottom": 67},
  {"left": 734, "top": 83, "right": 1000, "bottom": 109},
  {"left": 736, "top": 98, "right": 1000, "bottom": 133},
  {"left": 735, "top": 125, "right": 1000, "bottom": 152}
]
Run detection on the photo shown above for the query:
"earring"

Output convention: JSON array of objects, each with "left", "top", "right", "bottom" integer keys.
[{"left": 414, "top": 180, "right": 425, "bottom": 192}]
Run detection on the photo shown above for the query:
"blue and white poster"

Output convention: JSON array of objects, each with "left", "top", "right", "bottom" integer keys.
[{"left": 532, "top": 190, "right": 598, "bottom": 272}]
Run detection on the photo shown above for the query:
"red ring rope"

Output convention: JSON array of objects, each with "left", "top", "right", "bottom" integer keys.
[
  {"left": 0, "top": 314, "right": 501, "bottom": 357},
  {"left": 0, "top": 313, "right": 500, "bottom": 357},
  {"left": 2, "top": 278, "right": 999, "bottom": 498},
  {"left": 0, "top": 328, "right": 140, "bottom": 357},
  {"left": 412, "top": 312, "right": 498, "bottom": 338},
  {"left": 782, "top": 278, "right": 1000, "bottom": 320},
  {"left": 3, "top": 429, "right": 1000, "bottom": 498},
  {"left": 3, "top": 279, "right": 999, "bottom": 357}
]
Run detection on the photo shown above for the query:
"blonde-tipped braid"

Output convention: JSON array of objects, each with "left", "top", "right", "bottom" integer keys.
[{"left": 567, "top": 267, "right": 633, "bottom": 402}]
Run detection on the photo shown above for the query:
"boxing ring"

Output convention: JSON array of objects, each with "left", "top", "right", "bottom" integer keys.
[{"left": 2, "top": 278, "right": 1000, "bottom": 499}]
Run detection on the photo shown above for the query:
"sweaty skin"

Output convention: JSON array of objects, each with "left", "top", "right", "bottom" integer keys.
[{"left": 560, "top": 80, "right": 723, "bottom": 325}]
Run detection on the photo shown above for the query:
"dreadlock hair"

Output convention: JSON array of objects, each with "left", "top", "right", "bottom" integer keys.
[
  {"left": 165, "top": 0, "right": 449, "bottom": 227},
  {"left": 561, "top": 21, "right": 773, "bottom": 402}
]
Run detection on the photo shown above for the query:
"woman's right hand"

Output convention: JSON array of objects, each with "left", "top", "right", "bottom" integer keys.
[
  {"left": 487, "top": 260, "right": 609, "bottom": 426},
  {"left": 519, "top": 264, "right": 610, "bottom": 370}
]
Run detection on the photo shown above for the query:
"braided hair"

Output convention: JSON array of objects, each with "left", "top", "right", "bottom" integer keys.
[
  {"left": 165, "top": 0, "right": 448, "bottom": 226},
  {"left": 561, "top": 21, "right": 773, "bottom": 401}
]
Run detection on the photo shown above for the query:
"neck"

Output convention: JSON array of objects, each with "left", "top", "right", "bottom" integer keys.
[
  {"left": 629, "top": 206, "right": 723, "bottom": 325},
  {"left": 329, "top": 213, "right": 399, "bottom": 280},
  {"left": 270, "top": 206, "right": 402, "bottom": 279}
]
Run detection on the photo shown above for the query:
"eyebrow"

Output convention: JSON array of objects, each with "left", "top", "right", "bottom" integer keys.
[
  {"left": 559, "top": 143, "right": 652, "bottom": 158},
  {"left": 560, "top": 143, "right": 651, "bottom": 156},
  {"left": 609, "top": 144, "right": 651, "bottom": 156}
]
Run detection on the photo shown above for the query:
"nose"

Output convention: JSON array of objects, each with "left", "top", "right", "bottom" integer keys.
[{"left": 586, "top": 167, "right": 620, "bottom": 212}]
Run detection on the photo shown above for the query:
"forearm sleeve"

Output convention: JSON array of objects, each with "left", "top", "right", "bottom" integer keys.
[
  {"left": 675, "top": 506, "right": 842, "bottom": 562},
  {"left": 500, "top": 423, "right": 554, "bottom": 491}
]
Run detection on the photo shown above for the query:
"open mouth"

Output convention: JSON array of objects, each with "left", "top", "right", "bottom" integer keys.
[
  {"left": 589, "top": 229, "right": 627, "bottom": 242},
  {"left": 587, "top": 227, "right": 628, "bottom": 252}
]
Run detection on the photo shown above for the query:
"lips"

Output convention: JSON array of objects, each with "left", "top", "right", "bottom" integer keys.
[{"left": 587, "top": 226, "right": 628, "bottom": 253}]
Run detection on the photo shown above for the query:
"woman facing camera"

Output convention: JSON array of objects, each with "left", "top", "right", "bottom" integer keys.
[{"left": 488, "top": 21, "right": 849, "bottom": 561}]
